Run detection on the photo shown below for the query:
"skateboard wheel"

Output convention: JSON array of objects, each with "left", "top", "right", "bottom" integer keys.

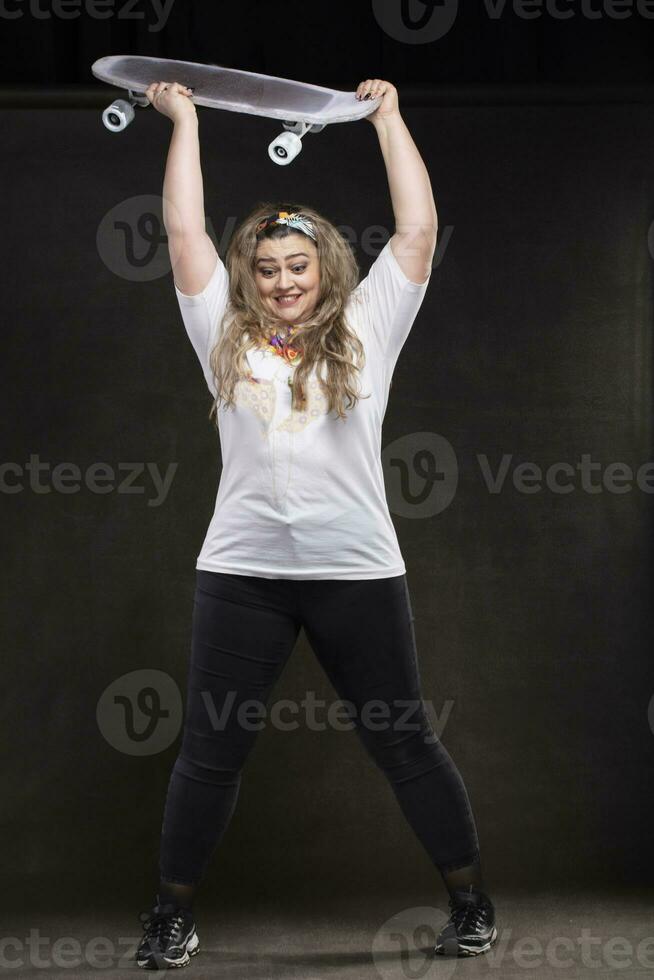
[
  {"left": 102, "top": 99, "right": 135, "bottom": 133},
  {"left": 268, "top": 131, "right": 302, "bottom": 166}
]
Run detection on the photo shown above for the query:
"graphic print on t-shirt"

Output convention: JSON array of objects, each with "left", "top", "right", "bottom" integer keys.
[
  {"left": 234, "top": 344, "right": 330, "bottom": 436},
  {"left": 234, "top": 376, "right": 329, "bottom": 434},
  {"left": 230, "top": 345, "right": 332, "bottom": 504}
]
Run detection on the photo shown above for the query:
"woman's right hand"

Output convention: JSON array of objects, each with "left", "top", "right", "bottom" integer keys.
[{"left": 145, "top": 81, "right": 196, "bottom": 123}]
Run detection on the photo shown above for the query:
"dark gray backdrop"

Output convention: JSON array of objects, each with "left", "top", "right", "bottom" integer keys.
[{"left": 1, "top": 89, "right": 653, "bottom": 912}]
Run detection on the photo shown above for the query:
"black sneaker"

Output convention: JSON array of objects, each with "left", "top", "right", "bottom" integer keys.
[
  {"left": 433, "top": 885, "right": 498, "bottom": 957},
  {"left": 136, "top": 896, "right": 200, "bottom": 970}
]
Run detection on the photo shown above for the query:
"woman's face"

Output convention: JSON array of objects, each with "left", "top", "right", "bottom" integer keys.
[{"left": 254, "top": 233, "right": 320, "bottom": 327}]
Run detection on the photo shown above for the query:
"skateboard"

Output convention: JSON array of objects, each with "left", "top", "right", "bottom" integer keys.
[{"left": 91, "top": 56, "right": 382, "bottom": 166}]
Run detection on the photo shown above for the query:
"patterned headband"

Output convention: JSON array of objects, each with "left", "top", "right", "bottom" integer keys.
[{"left": 255, "top": 210, "right": 317, "bottom": 242}]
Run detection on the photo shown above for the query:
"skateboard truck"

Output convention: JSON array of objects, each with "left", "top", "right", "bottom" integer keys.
[
  {"left": 102, "top": 89, "right": 150, "bottom": 132},
  {"left": 101, "top": 96, "right": 324, "bottom": 166},
  {"left": 269, "top": 120, "right": 326, "bottom": 166}
]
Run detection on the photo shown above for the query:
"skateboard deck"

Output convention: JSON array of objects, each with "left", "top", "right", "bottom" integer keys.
[{"left": 91, "top": 55, "right": 382, "bottom": 165}]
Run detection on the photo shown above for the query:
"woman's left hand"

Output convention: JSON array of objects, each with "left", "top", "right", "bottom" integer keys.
[{"left": 355, "top": 79, "right": 400, "bottom": 122}]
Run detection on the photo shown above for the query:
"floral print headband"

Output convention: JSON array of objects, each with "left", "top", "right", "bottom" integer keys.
[{"left": 255, "top": 210, "right": 317, "bottom": 241}]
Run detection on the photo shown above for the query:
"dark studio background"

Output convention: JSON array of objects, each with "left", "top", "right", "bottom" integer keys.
[{"left": 1, "top": 0, "right": 653, "bottom": 920}]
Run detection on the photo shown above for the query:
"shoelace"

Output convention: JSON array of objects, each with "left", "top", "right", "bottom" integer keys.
[
  {"left": 450, "top": 899, "right": 489, "bottom": 934},
  {"left": 140, "top": 909, "right": 184, "bottom": 946}
]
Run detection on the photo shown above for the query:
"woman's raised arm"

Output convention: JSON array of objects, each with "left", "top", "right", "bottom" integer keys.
[
  {"left": 146, "top": 80, "right": 219, "bottom": 296},
  {"left": 358, "top": 78, "right": 438, "bottom": 285}
]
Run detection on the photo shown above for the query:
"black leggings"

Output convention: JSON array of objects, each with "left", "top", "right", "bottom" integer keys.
[{"left": 159, "top": 570, "right": 481, "bottom": 884}]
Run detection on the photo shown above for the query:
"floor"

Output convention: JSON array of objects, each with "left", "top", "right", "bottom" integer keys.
[{"left": 3, "top": 887, "right": 653, "bottom": 978}]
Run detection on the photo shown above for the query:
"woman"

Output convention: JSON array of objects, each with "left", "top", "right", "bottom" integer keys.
[{"left": 136, "top": 75, "right": 498, "bottom": 969}]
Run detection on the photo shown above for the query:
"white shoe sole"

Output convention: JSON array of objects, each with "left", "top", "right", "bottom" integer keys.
[
  {"left": 434, "top": 924, "right": 498, "bottom": 957},
  {"left": 136, "top": 928, "right": 200, "bottom": 969}
]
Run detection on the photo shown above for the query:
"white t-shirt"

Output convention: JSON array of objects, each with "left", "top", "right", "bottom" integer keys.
[{"left": 175, "top": 238, "right": 431, "bottom": 579}]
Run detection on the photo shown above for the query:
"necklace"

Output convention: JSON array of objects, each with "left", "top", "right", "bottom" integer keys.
[{"left": 262, "top": 324, "right": 303, "bottom": 367}]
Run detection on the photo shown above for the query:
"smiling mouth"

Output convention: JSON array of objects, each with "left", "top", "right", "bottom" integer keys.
[{"left": 276, "top": 294, "right": 301, "bottom": 306}]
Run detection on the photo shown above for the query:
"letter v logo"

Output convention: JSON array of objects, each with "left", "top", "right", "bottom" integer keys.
[{"left": 372, "top": 0, "right": 459, "bottom": 43}]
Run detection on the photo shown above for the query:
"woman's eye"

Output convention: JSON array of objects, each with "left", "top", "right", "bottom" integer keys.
[{"left": 261, "top": 265, "right": 306, "bottom": 277}]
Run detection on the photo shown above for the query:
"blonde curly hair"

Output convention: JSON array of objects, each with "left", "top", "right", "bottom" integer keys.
[{"left": 207, "top": 201, "right": 371, "bottom": 428}]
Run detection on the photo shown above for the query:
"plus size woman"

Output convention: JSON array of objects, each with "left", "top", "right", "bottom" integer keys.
[{"left": 135, "top": 75, "right": 498, "bottom": 969}]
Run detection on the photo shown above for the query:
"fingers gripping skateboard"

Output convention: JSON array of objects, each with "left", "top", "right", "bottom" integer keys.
[{"left": 102, "top": 81, "right": 193, "bottom": 132}]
